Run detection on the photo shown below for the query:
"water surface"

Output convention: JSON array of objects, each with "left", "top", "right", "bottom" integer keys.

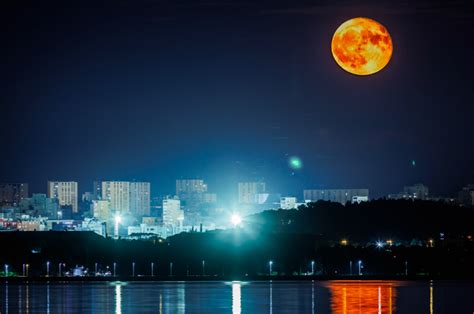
[{"left": 0, "top": 280, "right": 473, "bottom": 313}]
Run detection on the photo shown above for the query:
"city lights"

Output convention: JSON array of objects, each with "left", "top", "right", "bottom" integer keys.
[{"left": 340, "top": 239, "right": 348, "bottom": 246}]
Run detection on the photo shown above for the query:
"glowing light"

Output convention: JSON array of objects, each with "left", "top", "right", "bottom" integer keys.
[
  {"left": 376, "top": 241, "right": 384, "bottom": 248},
  {"left": 327, "top": 281, "right": 398, "bottom": 313},
  {"left": 115, "top": 284, "right": 122, "bottom": 314},
  {"left": 114, "top": 215, "right": 122, "bottom": 224},
  {"left": 340, "top": 239, "right": 348, "bottom": 246},
  {"left": 232, "top": 281, "right": 242, "bottom": 314},
  {"left": 230, "top": 213, "right": 242, "bottom": 227},
  {"left": 331, "top": 17, "right": 393, "bottom": 75},
  {"left": 288, "top": 156, "right": 303, "bottom": 170}
]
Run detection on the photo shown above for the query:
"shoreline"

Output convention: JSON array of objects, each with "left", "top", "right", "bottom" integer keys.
[{"left": 1, "top": 275, "right": 472, "bottom": 283}]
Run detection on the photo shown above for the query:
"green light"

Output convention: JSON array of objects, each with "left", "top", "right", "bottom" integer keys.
[
  {"left": 289, "top": 156, "right": 303, "bottom": 170},
  {"left": 411, "top": 160, "right": 416, "bottom": 167}
]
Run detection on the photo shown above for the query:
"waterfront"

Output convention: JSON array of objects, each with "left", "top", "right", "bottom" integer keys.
[{"left": 0, "top": 280, "right": 473, "bottom": 313}]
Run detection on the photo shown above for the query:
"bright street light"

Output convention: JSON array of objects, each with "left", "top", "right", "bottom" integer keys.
[
  {"left": 230, "top": 213, "right": 242, "bottom": 227},
  {"left": 114, "top": 214, "right": 122, "bottom": 239}
]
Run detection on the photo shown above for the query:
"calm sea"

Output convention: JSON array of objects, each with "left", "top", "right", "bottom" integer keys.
[{"left": 0, "top": 280, "right": 473, "bottom": 313}]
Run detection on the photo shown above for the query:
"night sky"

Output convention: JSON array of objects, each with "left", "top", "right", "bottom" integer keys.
[{"left": 1, "top": 0, "right": 473, "bottom": 200}]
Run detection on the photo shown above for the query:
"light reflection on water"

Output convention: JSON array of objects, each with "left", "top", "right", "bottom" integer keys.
[
  {"left": 0, "top": 280, "right": 472, "bottom": 313},
  {"left": 232, "top": 281, "right": 241, "bottom": 314},
  {"left": 326, "top": 281, "right": 397, "bottom": 314}
]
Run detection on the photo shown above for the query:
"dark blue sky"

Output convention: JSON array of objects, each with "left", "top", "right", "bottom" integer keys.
[{"left": 1, "top": 0, "right": 473, "bottom": 200}]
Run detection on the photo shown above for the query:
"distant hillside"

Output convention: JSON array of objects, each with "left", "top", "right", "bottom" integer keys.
[{"left": 245, "top": 199, "right": 474, "bottom": 240}]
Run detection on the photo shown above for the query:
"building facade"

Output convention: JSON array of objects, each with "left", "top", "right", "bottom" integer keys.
[
  {"left": 130, "top": 182, "right": 151, "bottom": 217},
  {"left": 238, "top": 182, "right": 266, "bottom": 204},
  {"left": 92, "top": 200, "right": 110, "bottom": 221},
  {"left": 101, "top": 181, "right": 130, "bottom": 213},
  {"left": 280, "top": 196, "right": 297, "bottom": 209},
  {"left": 304, "top": 189, "right": 369, "bottom": 205},
  {"left": 0, "top": 183, "right": 28, "bottom": 206},
  {"left": 162, "top": 197, "right": 183, "bottom": 227},
  {"left": 47, "top": 181, "right": 78, "bottom": 213},
  {"left": 176, "top": 179, "right": 208, "bottom": 195}
]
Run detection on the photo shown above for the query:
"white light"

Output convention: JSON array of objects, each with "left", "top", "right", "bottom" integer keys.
[
  {"left": 230, "top": 213, "right": 242, "bottom": 227},
  {"left": 376, "top": 241, "right": 384, "bottom": 248},
  {"left": 114, "top": 215, "right": 122, "bottom": 224}
]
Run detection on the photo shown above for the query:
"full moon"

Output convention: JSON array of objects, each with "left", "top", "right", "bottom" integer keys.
[{"left": 331, "top": 17, "right": 393, "bottom": 75}]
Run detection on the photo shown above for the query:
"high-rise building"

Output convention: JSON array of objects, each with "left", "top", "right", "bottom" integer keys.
[
  {"left": 162, "top": 196, "right": 183, "bottom": 226},
  {"left": 0, "top": 183, "right": 28, "bottom": 206},
  {"left": 176, "top": 179, "right": 211, "bottom": 226},
  {"left": 304, "top": 189, "right": 369, "bottom": 205},
  {"left": 203, "top": 193, "right": 217, "bottom": 203},
  {"left": 93, "top": 200, "right": 110, "bottom": 221},
  {"left": 130, "top": 182, "right": 151, "bottom": 217},
  {"left": 20, "top": 193, "right": 59, "bottom": 218},
  {"left": 47, "top": 181, "right": 78, "bottom": 213},
  {"left": 93, "top": 181, "right": 102, "bottom": 200},
  {"left": 176, "top": 179, "right": 208, "bottom": 195},
  {"left": 238, "top": 182, "right": 266, "bottom": 204},
  {"left": 101, "top": 181, "right": 130, "bottom": 213}
]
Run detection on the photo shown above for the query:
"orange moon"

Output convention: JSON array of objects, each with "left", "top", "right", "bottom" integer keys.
[{"left": 331, "top": 17, "right": 393, "bottom": 75}]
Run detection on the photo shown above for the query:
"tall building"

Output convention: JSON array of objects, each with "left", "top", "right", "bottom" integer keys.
[
  {"left": 176, "top": 179, "right": 208, "bottom": 195},
  {"left": 176, "top": 179, "right": 211, "bottom": 226},
  {"left": 101, "top": 181, "right": 130, "bottom": 213},
  {"left": 93, "top": 181, "right": 102, "bottom": 200},
  {"left": 0, "top": 183, "right": 28, "bottom": 206},
  {"left": 20, "top": 193, "right": 59, "bottom": 218},
  {"left": 92, "top": 200, "right": 110, "bottom": 221},
  {"left": 162, "top": 197, "right": 183, "bottom": 226},
  {"left": 238, "top": 182, "right": 266, "bottom": 204},
  {"left": 304, "top": 189, "right": 369, "bottom": 205},
  {"left": 47, "top": 181, "right": 78, "bottom": 213},
  {"left": 130, "top": 182, "right": 151, "bottom": 217}
]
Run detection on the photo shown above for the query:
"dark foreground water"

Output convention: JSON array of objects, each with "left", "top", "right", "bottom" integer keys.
[{"left": 0, "top": 280, "right": 473, "bottom": 313}]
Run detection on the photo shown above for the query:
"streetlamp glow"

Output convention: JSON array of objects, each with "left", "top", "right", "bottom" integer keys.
[
  {"left": 230, "top": 213, "right": 242, "bottom": 227},
  {"left": 376, "top": 241, "right": 384, "bottom": 248},
  {"left": 114, "top": 214, "right": 122, "bottom": 239},
  {"left": 269, "top": 260, "right": 273, "bottom": 276}
]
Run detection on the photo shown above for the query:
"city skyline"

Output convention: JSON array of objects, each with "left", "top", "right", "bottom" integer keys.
[
  {"left": 1, "top": 1, "right": 473, "bottom": 201},
  {"left": 1, "top": 1, "right": 474, "bottom": 311}
]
